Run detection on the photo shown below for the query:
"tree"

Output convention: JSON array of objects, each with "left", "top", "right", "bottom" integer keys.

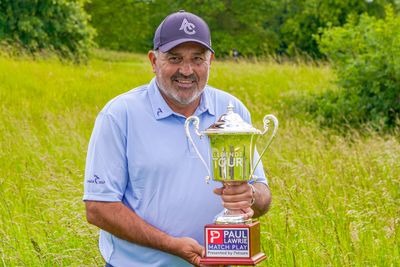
[
  {"left": 312, "top": 6, "right": 400, "bottom": 128},
  {"left": 276, "top": 0, "right": 392, "bottom": 57},
  {"left": 85, "top": 0, "right": 151, "bottom": 52},
  {"left": 0, "top": 0, "right": 95, "bottom": 62}
]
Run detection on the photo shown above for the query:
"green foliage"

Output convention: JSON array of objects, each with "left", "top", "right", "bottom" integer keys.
[
  {"left": 0, "top": 0, "right": 95, "bottom": 62},
  {"left": 86, "top": 0, "right": 277, "bottom": 57},
  {"left": 312, "top": 6, "right": 400, "bottom": 129},
  {"left": 277, "top": 0, "right": 392, "bottom": 57},
  {"left": 85, "top": 0, "right": 151, "bottom": 52},
  {"left": 191, "top": 0, "right": 279, "bottom": 57},
  {"left": 85, "top": 0, "right": 395, "bottom": 58}
]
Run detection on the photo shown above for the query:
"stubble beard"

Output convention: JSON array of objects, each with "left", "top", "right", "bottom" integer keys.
[{"left": 158, "top": 84, "right": 204, "bottom": 106}]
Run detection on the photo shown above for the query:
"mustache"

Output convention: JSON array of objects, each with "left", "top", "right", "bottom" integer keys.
[{"left": 171, "top": 72, "right": 197, "bottom": 82}]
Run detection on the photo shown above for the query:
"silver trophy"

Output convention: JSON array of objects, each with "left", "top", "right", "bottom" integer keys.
[{"left": 185, "top": 103, "right": 278, "bottom": 224}]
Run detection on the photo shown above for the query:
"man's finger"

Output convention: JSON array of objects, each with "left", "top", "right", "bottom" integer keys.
[
  {"left": 221, "top": 191, "right": 252, "bottom": 202},
  {"left": 223, "top": 200, "right": 252, "bottom": 210},
  {"left": 241, "top": 207, "right": 254, "bottom": 219},
  {"left": 192, "top": 244, "right": 205, "bottom": 266},
  {"left": 222, "top": 183, "right": 249, "bottom": 195},
  {"left": 198, "top": 245, "right": 205, "bottom": 258},
  {"left": 213, "top": 187, "right": 223, "bottom": 195}
]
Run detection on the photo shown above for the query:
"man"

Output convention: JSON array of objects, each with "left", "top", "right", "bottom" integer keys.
[{"left": 84, "top": 10, "right": 271, "bottom": 267}]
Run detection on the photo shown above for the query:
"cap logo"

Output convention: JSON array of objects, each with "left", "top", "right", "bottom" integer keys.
[{"left": 179, "top": 18, "right": 196, "bottom": 35}]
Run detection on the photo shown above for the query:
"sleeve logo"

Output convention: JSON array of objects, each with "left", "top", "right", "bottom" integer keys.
[{"left": 87, "top": 174, "right": 105, "bottom": 184}]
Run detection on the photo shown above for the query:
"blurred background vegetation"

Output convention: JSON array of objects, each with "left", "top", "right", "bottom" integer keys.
[
  {"left": 0, "top": 0, "right": 397, "bottom": 59},
  {"left": 85, "top": 0, "right": 396, "bottom": 58},
  {"left": 1, "top": 0, "right": 399, "bottom": 129}
]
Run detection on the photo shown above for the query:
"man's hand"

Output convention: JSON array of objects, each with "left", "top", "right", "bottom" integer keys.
[
  {"left": 170, "top": 237, "right": 204, "bottom": 266},
  {"left": 213, "top": 182, "right": 254, "bottom": 219},
  {"left": 171, "top": 237, "right": 226, "bottom": 267},
  {"left": 86, "top": 202, "right": 206, "bottom": 265},
  {"left": 214, "top": 182, "right": 272, "bottom": 218}
]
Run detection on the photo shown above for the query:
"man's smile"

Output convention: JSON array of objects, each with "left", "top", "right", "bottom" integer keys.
[{"left": 174, "top": 79, "right": 196, "bottom": 88}]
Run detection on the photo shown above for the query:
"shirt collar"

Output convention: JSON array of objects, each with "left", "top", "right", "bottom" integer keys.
[
  {"left": 148, "top": 78, "right": 173, "bottom": 120},
  {"left": 148, "top": 78, "right": 215, "bottom": 120}
]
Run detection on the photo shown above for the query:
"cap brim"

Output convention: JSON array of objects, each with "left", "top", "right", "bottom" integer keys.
[{"left": 158, "top": 38, "right": 214, "bottom": 53}]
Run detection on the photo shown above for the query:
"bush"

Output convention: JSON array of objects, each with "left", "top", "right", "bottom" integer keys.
[
  {"left": 0, "top": 0, "right": 95, "bottom": 62},
  {"left": 277, "top": 0, "right": 392, "bottom": 58},
  {"left": 312, "top": 5, "right": 400, "bottom": 129}
]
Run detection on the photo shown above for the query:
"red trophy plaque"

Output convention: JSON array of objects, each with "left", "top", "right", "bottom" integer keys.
[
  {"left": 201, "top": 222, "right": 266, "bottom": 265},
  {"left": 185, "top": 103, "right": 278, "bottom": 266}
]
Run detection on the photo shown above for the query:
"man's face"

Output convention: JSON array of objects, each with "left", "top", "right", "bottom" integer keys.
[{"left": 149, "top": 42, "right": 212, "bottom": 107}]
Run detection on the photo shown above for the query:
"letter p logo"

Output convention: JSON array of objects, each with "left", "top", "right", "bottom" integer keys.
[{"left": 208, "top": 230, "right": 223, "bottom": 244}]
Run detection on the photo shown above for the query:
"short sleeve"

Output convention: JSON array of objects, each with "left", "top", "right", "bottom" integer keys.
[{"left": 83, "top": 112, "right": 128, "bottom": 202}]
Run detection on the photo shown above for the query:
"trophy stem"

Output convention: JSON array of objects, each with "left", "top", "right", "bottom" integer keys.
[{"left": 215, "top": 210, "right": 252, "bottom": 224}]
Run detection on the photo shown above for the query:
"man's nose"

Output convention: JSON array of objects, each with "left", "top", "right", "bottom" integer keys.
[{"left": 179, "top": 61, "right": 193, "bottom": 76}]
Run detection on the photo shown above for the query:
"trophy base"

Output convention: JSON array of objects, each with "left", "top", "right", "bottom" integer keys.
[
  {"left": 200, "top": 221, "right": 267, "bottom": 266},
  {"left": 200, "top": 252, "right": 267, "bottom": 266}
]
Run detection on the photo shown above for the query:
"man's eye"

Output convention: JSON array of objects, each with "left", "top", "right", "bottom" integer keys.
[
  {"left": 169, "top": 57, "right": 181, "bottom": 63},
  {"left": 194, "top": 57, "right": 205, "bottom": 64}
]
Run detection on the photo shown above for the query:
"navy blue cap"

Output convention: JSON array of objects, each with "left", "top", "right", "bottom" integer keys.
[{"left": 153, "top": 10, "right": 214, "bottom": 53}]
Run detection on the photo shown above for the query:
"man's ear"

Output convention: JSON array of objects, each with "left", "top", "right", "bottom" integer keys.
[
  {"left": 210, "top": 53, "right": 215, "bottom": 65},
  {"left": 148, "top": 50, "right": 157, "bottom": 72}
]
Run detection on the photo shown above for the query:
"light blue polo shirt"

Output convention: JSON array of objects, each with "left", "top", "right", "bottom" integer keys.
[{"left": 83, "top": 78, "right": 267, "bottom": 266}]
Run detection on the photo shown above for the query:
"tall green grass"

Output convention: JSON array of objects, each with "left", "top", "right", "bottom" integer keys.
[{"left": 0, "top": 51, "right": 398, "bottom": 266}]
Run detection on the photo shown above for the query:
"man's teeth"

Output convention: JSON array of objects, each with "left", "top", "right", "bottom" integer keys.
[{"left": 177, "top": 80, "right": 193, "bottom": 83}]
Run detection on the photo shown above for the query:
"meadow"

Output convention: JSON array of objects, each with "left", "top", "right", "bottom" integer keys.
[{"left": 0, "top": 50, "right": 398, "bottom": 266}]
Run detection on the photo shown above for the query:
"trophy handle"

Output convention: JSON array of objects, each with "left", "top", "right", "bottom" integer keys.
[
  {"left": 184, "top": 116, "right": 212, "bottom": 183},
  {"left": 249, "top": 114, "right": 278, "bottom": 181}
]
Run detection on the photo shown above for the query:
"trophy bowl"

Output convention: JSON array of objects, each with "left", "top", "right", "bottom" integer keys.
[{"left": 185, "top": 103, "right": 278, "bottom": 224}]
